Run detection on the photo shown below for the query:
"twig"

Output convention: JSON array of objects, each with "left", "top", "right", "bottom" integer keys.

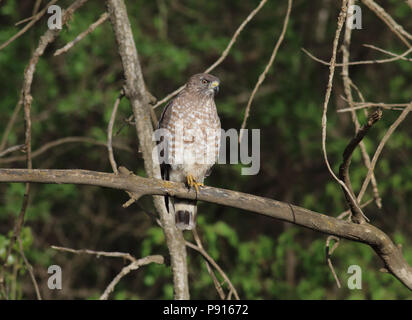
[
  {"left": 152, "top": 0, "right": 268, "bottom": 110},
  {"left": 320, "top": 0, "right": 367, "bottom": 223},
  {"left": 363, "top": 44, "right": 412, "bottom": 62},
  {"left": 326, "top": 236, "right": 341, "bottom": 288},
  {"left": 107, "top": 90, "right": 125, "bottom": 174},
  {"left": 186, "top": 241, "right": 240, "bottom": 300},
  {"left": 18, "top": 237, "right": 42, "bottom": 300},
  {"left": 0, "top": 0, "right": 89, "bottom": 297},
  {"left": 0, "top": 144, "right": 25, "bottom": 158},
  {"left": 99, "top": 255, "right": 164, "bottom": 300},
  {"left": 51, "top": 245, "right": 135, "bottom": 262},
  {"left": 340, "top": 5, "right": 382, "bottom": 209},
  {"left": 301, "top": 46, "right": 412, "bottom": 66},
  {"left": 357, "top": 103, "right": 412, "bottom": 203},
  {"left": 51, "top": 245, "right": 163, "bottom": 300},
  {"left": 204, "top": 0, "right": 268, "bottom": 74},
  {"left": 337, "top": 102, "right": 409, "bottom": 113},
  {"left": 0, "top": 0, "right": 59, "bottom": 51},
  {"left": 349, "top": 83, "right": 384, "bottom": 208},
  {"left": 361, "top": 0, "right": 412, "bottom": 48},
  {"left": 192, "top": 228, "right": 225, "bottom": 300},
  {"left": 239, "top": 0, "right": 293, "bottom": 141},
  {"left": 15, "top": 0, "right": 43, "bottom": 26},
  {"left": 15, "top": 16, "right": 36, "bottom": 26},
  {"left": 0, "top": 96, "right": 23, "bottom": 152},
  {"left": 336, "top": 198, "right": 374, "bottom": 221},
  {"left": 0, "top": 136, "right": 132, "bottom": 164},
  {"left": 339, "top": 110, "right": 383, "bottom": 223},
  {"left": 54, "top": 12, "right": 109, "bottom": 56}
]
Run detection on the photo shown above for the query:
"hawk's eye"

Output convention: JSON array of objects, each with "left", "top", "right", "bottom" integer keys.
[{"left": 201, "top": 79, "right": 208, "bottom": 84}]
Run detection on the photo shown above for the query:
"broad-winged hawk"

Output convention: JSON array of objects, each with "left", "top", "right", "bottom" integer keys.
[{"left": 158, "top": 73, "right": 221, "bottom": 230}]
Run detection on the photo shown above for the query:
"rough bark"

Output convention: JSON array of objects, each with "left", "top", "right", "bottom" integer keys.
[
  {"left": 0, "top": 168, "right": 411, "bottom": 290},
  {"left": 106, "top": 0, "right": 189, "bottom": 299}
]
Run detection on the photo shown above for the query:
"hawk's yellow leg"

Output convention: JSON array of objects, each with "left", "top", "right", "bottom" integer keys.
[{"left": 186, "top": 174, "right": 204, "bottom": 193}]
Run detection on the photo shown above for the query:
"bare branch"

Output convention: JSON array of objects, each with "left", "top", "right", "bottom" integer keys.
[
  {"left": 0, "top": 0, "right": 89, "bottom": 297},
  {"left": 51, "top": 245, "right": 136, "bottom": 262},
  {"left": 54, "top": 12, "right": 110, "bottom": 56},
  {"left": 0, "top": 96, "right": 23, "bottom": 152},
  {"left": 361, "top": 0, "right": 412, "bottom": 48},
  {"left": 326, "top": 236, "right": 341, "bottom": 288},
  {"left": 152, "top": 0, "right": 268, "bottom": 110},
  {"left": 0, "top": 168, "right": 411, "bottom": 289},
  {"left": 340, "top": 7, "right": 382, "bottom": 209},
  {"left": 0, "top": 0, "right": 59, "bottom": 51},
  {"left": 192, "top": 228, "right": 225, "bottom": 300},
  {"left": 320, "top": 0, "right": 367, "bottom": 223},
  {"left": 186, "top": 241, "right": 240, "bottom": 300},
  {"left": 107, "top": 91, "right": 125, "bottom": 174},
  {"left": 357, "top": 103, "right": 412, "bottom": 203},
  {"left": 204, "top": 0, "right": 267, "bottom": 74},
  {"left": 363, "top": 44, "right": 412, "bottom": 62},
  {"left": 18, "top": 238, "right": 42, "bottom": 300},
  {"left": 337, "top": 102, "right": 409, "bottom": 113},
  {"left": 239, "top": 0, "right": 293, "bottom": 140},
  {"left": 0, "top": 136, "right": 132, "bottom": 164},
  {"left": 301, "top": 47, "right": 412, "bottom": 66},
  {"left": 51, "top": 245, "right": 163, "bottom": 300},
  {"left": 14, "top": 0, "right": 43, "bottom": 26},
  {"left": 0, "top": 144, "right": 25, "bottom": 158},
  {"left": 100, "top": 255, "right": 164, "bottom": 300}
]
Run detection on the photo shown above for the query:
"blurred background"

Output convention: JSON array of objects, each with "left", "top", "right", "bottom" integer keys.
[{"left": 0, "top": 0, "right": 411, "bottom": 299}]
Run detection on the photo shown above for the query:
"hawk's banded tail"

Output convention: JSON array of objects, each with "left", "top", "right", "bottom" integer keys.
[{"left": 173, "top": 198, "right": 197, "bottom": 230}]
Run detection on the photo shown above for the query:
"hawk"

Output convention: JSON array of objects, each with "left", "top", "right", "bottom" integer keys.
[{"left": 157, "top": 73, "right": 221, "bottom": 230}]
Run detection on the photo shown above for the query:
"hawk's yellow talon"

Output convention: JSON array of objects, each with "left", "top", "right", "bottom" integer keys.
[{"left": 186, "top": 174, "right": 203, "bottom": 192}]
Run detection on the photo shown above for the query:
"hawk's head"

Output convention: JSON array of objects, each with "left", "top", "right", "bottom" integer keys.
[{"left": 186, "top": 73, "right": 220, "bottom": 97}]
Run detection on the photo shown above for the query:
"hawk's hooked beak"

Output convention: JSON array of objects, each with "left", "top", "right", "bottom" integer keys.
[{"left": 210, "top": 81, "right": 219, "bottom": 94}]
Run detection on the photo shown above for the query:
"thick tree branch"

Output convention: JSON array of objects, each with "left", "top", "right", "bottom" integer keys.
[
  {"left": 0, "top": 168, "right": 411, "bottom": 290},
  {"left": 106, "top": 0, "right": 189, "bottom": 299}
]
